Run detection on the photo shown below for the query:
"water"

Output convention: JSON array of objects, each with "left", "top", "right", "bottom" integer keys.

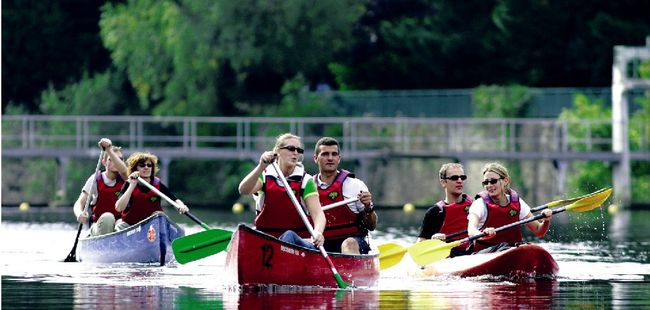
[{"left": 2, "top": 207, "right": 650, "bottom": 309}]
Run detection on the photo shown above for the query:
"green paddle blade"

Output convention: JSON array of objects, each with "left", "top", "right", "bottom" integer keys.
[
  {"left": 378, "top": 243, "right": 407, "bottom": 270},
  {"left": 408, "top": 239, "right": 462, "bottom": 266},
  {"left": 566, "top": 188, "right": 612, "bottom": 212},
  {"left": 172, "top": 229, "right": 233, "bottom": 264}
]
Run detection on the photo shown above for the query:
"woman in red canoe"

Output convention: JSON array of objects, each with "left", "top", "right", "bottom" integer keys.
[
  {"left": 238, "top": 133, "right": 326, "bottom": 250},
  {"left": 467, "top": 162, "right": 553, "bottom": 253}
]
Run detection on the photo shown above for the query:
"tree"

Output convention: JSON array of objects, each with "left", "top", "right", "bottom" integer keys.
[
  {"left": 331, "top": 0, "right": 650, "bottom": 90},
  {"left": 2, "top": 0, "right": 113, "bottom": 113},
  {"left": 99, "top": 0, "right": 363, "bottom": 116}
]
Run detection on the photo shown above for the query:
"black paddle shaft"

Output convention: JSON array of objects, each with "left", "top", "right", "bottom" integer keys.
[
  {"left": 462, "top": 206, "right": 563, "bottom": 244},
  {"left": 63, "top": 223, "right": 84, "bottom": 262},
  {"left": 445, "top": 203, "right": 552, "bottom": 240}
]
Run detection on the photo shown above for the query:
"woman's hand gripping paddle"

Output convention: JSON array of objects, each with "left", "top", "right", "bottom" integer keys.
[{"left": 137, "top": 177, "right": 232, "bottom": 264}]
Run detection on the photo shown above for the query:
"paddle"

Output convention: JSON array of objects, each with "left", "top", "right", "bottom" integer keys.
[
  {"left": 136, "top": 177, "right": 233, "bottom": 264},
  {"left": 443, "top": 188, "right": 611, "bottom": 241},
  {"left": 270, "top": 161, "right": 350, "bottom": 289},
  {"left": 322, "top": 197, "right": 360, "bottom": 211},
  {"left": 377, "top": 188, "right": 612, "bottom": 270},
  {"left": 63, "top": 150, "right": 104, "bottom": 262},
  {"left": 407, "top": 188, "right": 612, "bottom": 266}
]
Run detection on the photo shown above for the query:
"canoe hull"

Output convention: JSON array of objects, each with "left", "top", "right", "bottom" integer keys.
[
  {"left": 78, "top": 212, "right": 184, "bottom": 265},
  {"left": 225, "top": 224, "right": 379, "bottom": 287},
  {"left": 422, "top": 243, "right": 559, "bottom": 278}
]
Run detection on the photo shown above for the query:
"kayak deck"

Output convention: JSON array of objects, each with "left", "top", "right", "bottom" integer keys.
[{"left": 421, "top": 243, "right": 559, "bottom": 279}]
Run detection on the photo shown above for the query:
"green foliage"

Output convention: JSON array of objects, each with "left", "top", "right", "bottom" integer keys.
[
  {"left": 331, "top": 0, "right": 650, "bottom": 90},
  {"left": 558, "top": 94, "right": 612, "bottom": 195},
  {"left": 39, "top": 69, "right": 135, "bottom": 115},
  {"left": 99, "top": 0, "right": 362, "bottom": 117},
  {"left": 639, "top": 60, "right": 650, "bottom": 79},
  {"left": 556, "top": 93, "right": 650, "bottom": 201},
  {"left": 472, "top": 85, "right": 532, "bottom": 118},
  {"left": 630, "top": 91, "right": 650, "bottom": 202},
  {"left": 559, "top": 94, "right": 612, "bottom": 152},
  {"left": 168, "top": 160, "right": 253, "bottom": 206},
  {"left": 2, "top": 0, "right": 112, "bottom": 112},
  {"left": 1, "top": 158, "right": 58, "bottom": 205}
]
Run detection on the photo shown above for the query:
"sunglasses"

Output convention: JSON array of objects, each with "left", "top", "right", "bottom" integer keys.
[
  {"left": 482, "top": 178, "right": 501, "bottom": 186},
  {"left": 137, "top": 163, "right": 154, "bottom": 168},
  {"left": 280, "top": 145, "right": 304, "bottom": 154},
  {"left": 443, "top": 175, "right": 467, "bottom": 181}
]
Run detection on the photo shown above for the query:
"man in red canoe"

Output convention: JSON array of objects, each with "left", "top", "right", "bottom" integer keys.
[
  {"left": 416, "top": 163, "right": 473, "bottom": 257},
  {"left": 312, "top": 137, "right": 377, "bottom": 255}
]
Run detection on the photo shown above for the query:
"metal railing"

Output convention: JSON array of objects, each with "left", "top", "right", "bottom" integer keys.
[{"left": 2, "top": 115, "right": 648, "bottom": 162}]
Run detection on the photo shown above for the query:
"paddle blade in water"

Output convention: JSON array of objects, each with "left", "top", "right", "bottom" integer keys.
[
  {"left": 378, "top": 243, "right": 407, "bottom": 270},
  {"left": 408, "top": 239, "right": 461, "bottom": 266},
  {"left": 334, "top": 274, "right": 350, "bottom": 289},
  {"left": 566, "top": 188, "right": 612, "bottom": 213},
  {"left": 172, "top": 229, "right": 233, "bottom": 264}
]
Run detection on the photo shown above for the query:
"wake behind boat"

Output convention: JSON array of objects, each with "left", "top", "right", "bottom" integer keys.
[
  {"left": 420, "top": 243, "right": 558, "bottom": 279},
  {"left": 77, "top": 212, "right": 185, "bottom": 265},
  {"left": 225, "top": 224, "right": 379, "bottom": 288}
]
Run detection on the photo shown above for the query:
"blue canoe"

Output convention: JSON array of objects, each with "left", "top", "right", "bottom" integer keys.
[{"left": 77, "top": 212, "right": 185, "bottom": 265}]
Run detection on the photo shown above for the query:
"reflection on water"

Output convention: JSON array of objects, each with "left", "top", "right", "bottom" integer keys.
[{"left": 2, "top": 208, "right": 650, "bottom": 308}]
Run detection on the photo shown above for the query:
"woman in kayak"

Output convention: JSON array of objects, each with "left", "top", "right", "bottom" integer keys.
[
  {"left": 467, "top": 162, "right": 553, "bottom": 253},
  {"left": 114, "top": 152, "right": 189, "bottom": 230},
  {"left": 238, "top": 133, "right": 326, "bottom": 250},
  {"left": 417, "top": 163, "right": 473, "bottom": 257}
]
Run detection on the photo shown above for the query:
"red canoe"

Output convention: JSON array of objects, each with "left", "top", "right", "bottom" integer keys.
[
  {"left": 225, "top": 224, "right": 380, "bottom": 288},
  {"left": 421, "top": 243, "right": 559, "bottom": 279}
]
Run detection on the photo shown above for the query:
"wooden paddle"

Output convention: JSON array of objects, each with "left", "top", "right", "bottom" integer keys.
[
  {"left": 378, "top": 188, "right": 612, "bottom": 270},
  {"left": 270, "top": 161, "right": 350, "bottom": 289},
  {"left": 136, "top": 177, "right": 233, "bottom": 264},
  {"left": 407, "top": 188, "right": 612, "bottom": 266},
  {"left": 63, "top": 150, "right": 104, "bottom": 262}
]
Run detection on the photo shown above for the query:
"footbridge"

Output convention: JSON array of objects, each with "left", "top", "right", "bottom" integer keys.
[{"left": 3, "top": 115, "right": 649, "bottom": 206}]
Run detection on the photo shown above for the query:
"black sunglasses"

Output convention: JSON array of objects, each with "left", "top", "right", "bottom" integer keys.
[
  {"left": 137, "top": 163, "right": 154, "bottom": 168},
  {"left": 443, "top": 175, "right": 467, "bottom": 181},
  {"left": 280, "top": 145, "right": 304, "bottom": 154},
  {"left": 482, "top": 178, "right": 501, "bottom": 186}
]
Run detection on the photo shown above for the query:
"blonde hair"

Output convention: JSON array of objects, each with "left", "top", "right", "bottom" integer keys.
[
  {"left": 126, "top": 152, "right": 159, "bottom": 175},
  {"left": 482, "top": 162, "right": 510, "bottom": 190},
  {"left": 273, "top": 133, "right": 302, "bottom": 152},
  {"left": 273, "top": 133, "right": 303, "bottom": 164},
  {"left": 439, "top": 163, "right": 464, "bottom": 180}
]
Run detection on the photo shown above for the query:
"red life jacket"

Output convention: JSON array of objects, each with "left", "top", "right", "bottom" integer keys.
[
  {"left": 314, "top": 170, "right": 365, "bottom": 240},
  {"left": 255, "top": 170, "right": 310, "bottom": 238},
  {"left": 92, "top": 172, "right": 124, "bottom": 222},
  {"left": 473, "top": 189, "right": 522, "bottom": 251},
  {"left": 437, "top": 195, "right": 473, "bottom": 248},
  {"left": 121, "top": 177, "right": 163, "bottom": 225}
]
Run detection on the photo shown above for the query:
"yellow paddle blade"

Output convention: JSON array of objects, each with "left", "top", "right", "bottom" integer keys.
[
  {"left": 378, "top": 243, "right": 407, "bottom": 270},
  {"left": 566, "top": 188, "right": 612, "bottom": 213},
  {"left": 407, "top": 239, "right": 462, "bottom": 266},
  {"left": 545, "top": 188, "right": 610, "bottom": 208}
]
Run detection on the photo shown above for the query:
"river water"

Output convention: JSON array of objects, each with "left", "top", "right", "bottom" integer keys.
[{"left": 2, "top": 207, "right": 650, "bottom": 309}]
